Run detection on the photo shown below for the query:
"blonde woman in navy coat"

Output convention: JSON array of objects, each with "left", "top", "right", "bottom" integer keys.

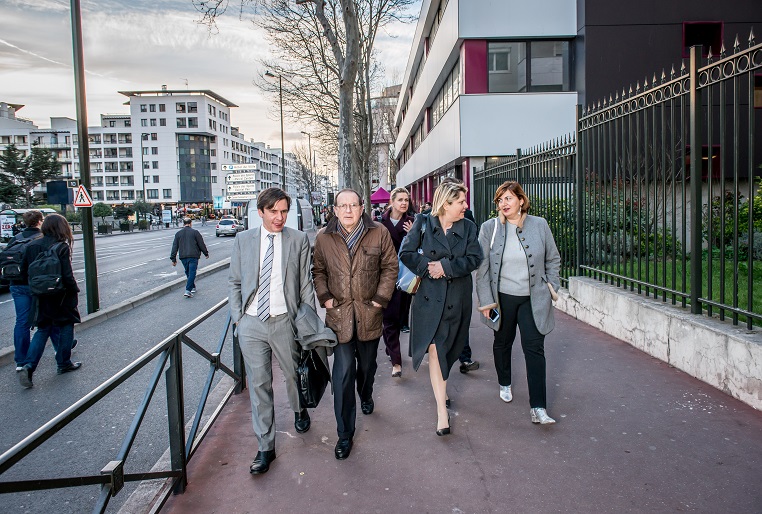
[{"left": 475, "top": 181, "right": 561, "bottom": 425}]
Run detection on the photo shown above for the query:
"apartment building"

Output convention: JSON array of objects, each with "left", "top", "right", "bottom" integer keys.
[
  {"left": 0, "top": 88, "right": 301, "bottom": 208},
  {"left": 394, "top": 0, "right": 760, "bottom": 207}
]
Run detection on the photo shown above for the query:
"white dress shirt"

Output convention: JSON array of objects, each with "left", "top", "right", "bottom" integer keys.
[{"left": 245, "top": 228, "right": 287, "bottom": 317}]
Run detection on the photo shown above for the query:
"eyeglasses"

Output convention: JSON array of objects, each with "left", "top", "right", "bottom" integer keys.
[{"left": 335, "top": 203, "right": 361, "bottom": 211}]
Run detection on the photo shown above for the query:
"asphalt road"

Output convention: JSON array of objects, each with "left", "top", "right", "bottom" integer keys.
[
  {"left": 0, "top": 262, "right": 235, "bottom": 513},
  {"left": 0, "top": 224, "right": 236, "bottom": 352}
]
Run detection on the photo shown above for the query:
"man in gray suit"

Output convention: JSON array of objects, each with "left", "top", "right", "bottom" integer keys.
[{"left": 229, "top": 187, "right": 316, "bottom": 475}]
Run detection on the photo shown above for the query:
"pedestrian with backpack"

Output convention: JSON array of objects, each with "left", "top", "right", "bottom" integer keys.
[
  {"left": 2, "top": 210, "right": 45, "bottom": 371},
  {"left": 18, "top": 213, "right": 81, "bottom": 388}
]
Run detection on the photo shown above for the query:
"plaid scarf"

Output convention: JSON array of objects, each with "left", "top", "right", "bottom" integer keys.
[{"left": 338, "top": 220, "right": 365, "bottom": 258}]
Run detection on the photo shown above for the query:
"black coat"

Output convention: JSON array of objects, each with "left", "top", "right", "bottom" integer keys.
[
  {"left": 399, "top": 214, "right": 482, "bottom": 379},
  {"left": 380, "top": 210, "right": 415, "bottom": 253},
  {"left": 22, "top": 235, "right": 81, "bottom": 327}
]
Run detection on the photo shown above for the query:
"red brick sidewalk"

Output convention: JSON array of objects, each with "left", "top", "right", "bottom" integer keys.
[{"left": 163, "top": 309, "right": 762, "bottom": 513}]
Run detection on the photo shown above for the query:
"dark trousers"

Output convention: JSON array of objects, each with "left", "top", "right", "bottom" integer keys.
[
  {"left": 493, "top": 293, "right": 547, "bottom": 408},
  {"left": 382, "top": 289, "right": 405, "bottom": 365},
  {"left": 332, "top": 337, "right": 380, "bottom": 439}
]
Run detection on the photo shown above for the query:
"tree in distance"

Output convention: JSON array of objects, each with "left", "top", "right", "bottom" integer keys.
[
  {"left": 92, "top": 202, "right": 113, "bottom": 224},
  {"left": 0, "top": 143, "right": 60, "bottom": 207}
]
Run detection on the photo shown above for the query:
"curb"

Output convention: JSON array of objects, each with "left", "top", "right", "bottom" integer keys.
[{"left": 0, "top": 258, "right": 231, "bottom": 368}]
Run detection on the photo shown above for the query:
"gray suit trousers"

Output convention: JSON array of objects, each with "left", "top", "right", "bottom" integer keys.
[{"left": 237, "top": 312, "right": 301, "bottom": 451}]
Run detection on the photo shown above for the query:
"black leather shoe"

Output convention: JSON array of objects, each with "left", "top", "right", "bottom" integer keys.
[
  {"left": 249, "top": 450, "right": 276, "bottom": 474},
  {"left": 459, "top": 359, "right": 480, "bottom": 374},
  {"left": 294, "top": 409, "right": 311, "bottom": 433},
  {"left": 335, "top": 438, "right": 353, "bottom": 460},
  {"left": 57, "top": 362, "right": 82, "bottom": 375},
  {"left": 445, "top": 398, "right": 451, "bottom": 409},
  {"left": 360, "top": 398, "right": 374, "bottom": 415},
  {"left": 436, "top": 415, "right": 451, "bottom": 436}
]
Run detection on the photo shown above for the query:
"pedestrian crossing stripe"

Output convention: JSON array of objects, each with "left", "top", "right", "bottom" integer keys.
[{"left": 74, "top": 185, "right": 94, "bottom": 207}]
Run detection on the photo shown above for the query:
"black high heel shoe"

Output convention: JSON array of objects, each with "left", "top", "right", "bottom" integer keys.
[{"left": 436, "top": 415, "right": 451, "bottom": 436}]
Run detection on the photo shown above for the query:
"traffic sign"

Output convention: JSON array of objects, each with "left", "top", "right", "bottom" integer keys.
[
  {"left": 73, "top": 185, "right": 94, "bottom": 207},
  {"left": 221, "top": 163, "right": 257, "bottom": 171},
  {"left": 67, "top": 179, "right": 79, "bottom": 188}
]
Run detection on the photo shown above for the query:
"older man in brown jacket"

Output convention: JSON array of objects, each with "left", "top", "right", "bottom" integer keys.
[{"left": 313, "top": 188, "right": 398, "bottom": 460}]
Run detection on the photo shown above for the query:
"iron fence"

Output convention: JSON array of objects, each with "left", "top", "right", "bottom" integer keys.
[
  {"left": 474, "top": 33, "right": 761, "bottom": 328},
  {"left": 0, "top": 298, "right": 245, "bottom": 513}
]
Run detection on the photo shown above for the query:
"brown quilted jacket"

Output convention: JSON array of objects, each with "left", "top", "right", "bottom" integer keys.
[{"left": 313, "top": 214, "right": 399, "bottom": 343}]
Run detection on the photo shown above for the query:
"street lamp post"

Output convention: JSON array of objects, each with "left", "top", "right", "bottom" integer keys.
[
  {"left": 140, "top": 133, "right": 148, "bottom": 202},
  {"left": 265, "top": 71, "right": 286, "bottom": 190}
]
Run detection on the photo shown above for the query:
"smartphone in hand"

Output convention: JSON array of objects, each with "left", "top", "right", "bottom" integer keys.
[{"left": 489, "top": 308, "right": 500, "bottom": 322}]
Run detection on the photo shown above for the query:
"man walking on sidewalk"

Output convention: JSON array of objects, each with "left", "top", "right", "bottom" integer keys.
[
  {"left": 228, "top": 187, "right": 316, "bottom": 475},
  {"left": 170, "top": 218, "right": 209, "bottom": 298},
  {"left": 312, "top": 188, "right": 398, "bottom": 461}
]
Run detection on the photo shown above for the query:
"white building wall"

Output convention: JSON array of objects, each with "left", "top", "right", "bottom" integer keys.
[
  {"left": 458, "top": 93, "right": 577, "bottom": 156},
  {"left": 458, "top": 0, "right": 576, "bottom": 39}
]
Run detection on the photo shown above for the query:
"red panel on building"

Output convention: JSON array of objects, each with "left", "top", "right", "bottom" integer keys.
[{"left": 461, "top": 40, "right": 488, "bottom": 94}]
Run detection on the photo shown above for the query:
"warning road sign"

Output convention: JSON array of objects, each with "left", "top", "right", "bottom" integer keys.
[{"left": 73, "top": 185, "right": 94, "bottom": 207}]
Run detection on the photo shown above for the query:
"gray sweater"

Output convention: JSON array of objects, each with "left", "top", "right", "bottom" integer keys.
[{"left": 498, "top": 222, "right": 530, "bottom": 295}]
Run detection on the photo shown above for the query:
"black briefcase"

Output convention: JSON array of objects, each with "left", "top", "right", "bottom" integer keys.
[{"left": 297, "top": 349, "right": 330, "bottom": 409}]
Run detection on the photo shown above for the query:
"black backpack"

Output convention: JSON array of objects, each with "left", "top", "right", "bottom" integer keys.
[
  {"left": 28, "top": 242, "right": 66, "bottom": 296},
  {"left": 0, "top": 233, "right": 43, "bottom": 282}
]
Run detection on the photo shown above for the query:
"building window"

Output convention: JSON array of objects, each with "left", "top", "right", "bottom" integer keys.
[
  {"left": 151, "top": 147, "right": 158, "bottom": 155},
  {"left": 143, "top": 161, "right": 150, "bottom": 169},
  {"left": 188, "top": 117, "right": 198, "bottom": 128},
  {"left": 210, "top": 149, "right": 216, "bottom": 157},
  {"left": 176, "top": 102, "right": 186, "bottom": 113},
  {"left": 163, "top": 189, "right": 172, "bottom": 199},
  {"left": 140, "top": 104, "right": 147, "bottom": 112},
  {"left": 150, "top": 119, "right": 157, "bottom": 126},
  {"left": 141, "top": 119, "right": 148, "bottom": 127},
  {"left": 109, "top": 121, "right": 115, "bottom": 127},
  {"left": 153, "top": 175, "right": 160, "bottom": 183},
  {"left": 211, "top": 175, "right": 217, "bottom": 183},
  {"left": 159, "top": 103, "right": 166, "bottom": 112},
  {"left": 125, "top": 120, "right": 131, "bottom": 127},
  {"left": 152, "top": 161, "right": 159, "bottom": 169},
  {"left": 160, "top": 118, "right": 166, "bottom": 126},
  {"left": 177, "top": 118, "right": 187, "bottom": 128},
  {"left": 188, "top": 102, "right": 198, "bottom": 113},
  {"left": 147, "top": 189, "right": 159, "bottom": 199},
  {"left": 144, "top": 176, "right": 150, "bottom": 183},
  {"left": 151, "top": 133, "right": 158, "bottom": 141},
  {"left": 488, "top": 41, "right": 570, "bottom": 93},
  {"left": 683, "top": 22, "right": 723, "bottom": 58},
  {"left": 149, "top": 104, "right": 156, "bottom": 112}
]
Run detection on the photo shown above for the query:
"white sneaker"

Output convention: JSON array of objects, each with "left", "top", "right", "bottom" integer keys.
[
  {"left": 499, "top": 385, "right": 513, "bottom": 403},
  {"left": 191, "top": 288, "right": 197, "bottom": 294},
  {"left": 530, "top": 408, "right": 556, "bottom": 425},
  {"left": 184, "top": 291, "right": 192, "bottom": 298}
]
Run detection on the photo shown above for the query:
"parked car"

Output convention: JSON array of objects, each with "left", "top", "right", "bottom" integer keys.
[{"left": 215, "top": 219, "right": 244, "bottom": 237}]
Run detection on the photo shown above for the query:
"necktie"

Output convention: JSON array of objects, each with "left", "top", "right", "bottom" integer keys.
[{"left": 257, "top": 234, "right": 275, "bottom": 322}]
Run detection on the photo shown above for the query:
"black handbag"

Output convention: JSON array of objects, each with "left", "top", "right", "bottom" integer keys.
[{"left": 297, "top": 349, "right": 330, "bottom": 409}]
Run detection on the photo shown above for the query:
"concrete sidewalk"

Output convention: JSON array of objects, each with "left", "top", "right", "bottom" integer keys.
[{"left": 162, "top": 308, "right": 762, "bottom": 513}]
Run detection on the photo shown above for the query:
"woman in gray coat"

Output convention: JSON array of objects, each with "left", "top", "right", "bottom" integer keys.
[
  {"left": 400, "top": 181, "right": 482, "bottom": 436},
  {"left": 475, "top": 181, "right": 561, "bottom": 425}
]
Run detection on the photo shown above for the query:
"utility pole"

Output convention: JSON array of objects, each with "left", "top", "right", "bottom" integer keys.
[{"left": 70, "top": 0, "right": 99, "bottom": 313}]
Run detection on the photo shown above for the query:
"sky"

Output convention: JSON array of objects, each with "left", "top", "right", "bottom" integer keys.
[{"left": 0, "top": 0, "right": 420, "bottom": 156}]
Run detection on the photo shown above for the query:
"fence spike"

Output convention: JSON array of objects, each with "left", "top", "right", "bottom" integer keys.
[
  {"left": 652, "top": 72, "right": 658, "bottom": 85},
  {"left": 670, "top": 64, "right": 676, "bottom": 78},
  {"left": 644, "top": 75, "right": 649, "bottom": 88},
  {"left": 636, "top": 80, "right": 641, "bottom": 92},
  {"left": 615, "top": 90, "right": 620, "bottom": 101},
  {"left": 609, "top": 93, "right": 614, "bottom": 104},
  {"left": 720, "top": 42, "right": 726, "bottom": 57},
  {"left": 661, "top": 69, "right": 667, "bottom": 83},
  {"left": 749, "top": 27, "right": 755, "bottom": 47},
  {"left": 629, "top": 84, "right": 633, "bottom": 96},
  {"left": 733, "top": 34, "right": 740, "bottom": 50},
  {"left": 680, "top": 61, "right": 686, "bottom": 74},
  {"left": 603, "top": 96, "right": 608, "bottom": 107},
  {"left": 707, "top": 47, "right": 714, "bottom": 61}
]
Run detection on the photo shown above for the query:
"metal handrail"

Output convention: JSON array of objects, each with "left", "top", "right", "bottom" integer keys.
[{"left": 0, "top": 298, "right": 244, "bottom": 514}]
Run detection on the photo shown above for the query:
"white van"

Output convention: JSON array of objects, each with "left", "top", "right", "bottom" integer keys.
[{"left": 245, "top": 197, "right": 317, "bottom": 247}]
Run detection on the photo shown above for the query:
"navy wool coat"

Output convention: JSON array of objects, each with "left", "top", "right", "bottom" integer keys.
[{"left": 399, "top": 214, "right": 482, "bottom": 379}]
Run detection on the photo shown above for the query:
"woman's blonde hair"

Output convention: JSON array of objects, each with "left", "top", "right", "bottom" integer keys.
[
  {"left": 431, "top": 181, "right": 467, "bottom": 217},
  {"left": 389, "top": 187, "right": 410, "bottom": 202}
]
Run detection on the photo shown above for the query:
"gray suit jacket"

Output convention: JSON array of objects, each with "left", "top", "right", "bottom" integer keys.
[{"left": 228, "top": 226, "right": 316, "bottom": 325}]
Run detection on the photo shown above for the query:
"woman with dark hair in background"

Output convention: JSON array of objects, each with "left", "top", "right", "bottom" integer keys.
[
  {"left": 400, "top": 181, "right": 482, "bottom": 435},
  {"left": 18, "top": 213, "right": 81, "bottom": 388},
  {"left": 475, "top": 181, "right": 561, "bottom": 425},
  {"left": 380, "top": 187, "right": 415, "bottom": 377}
]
